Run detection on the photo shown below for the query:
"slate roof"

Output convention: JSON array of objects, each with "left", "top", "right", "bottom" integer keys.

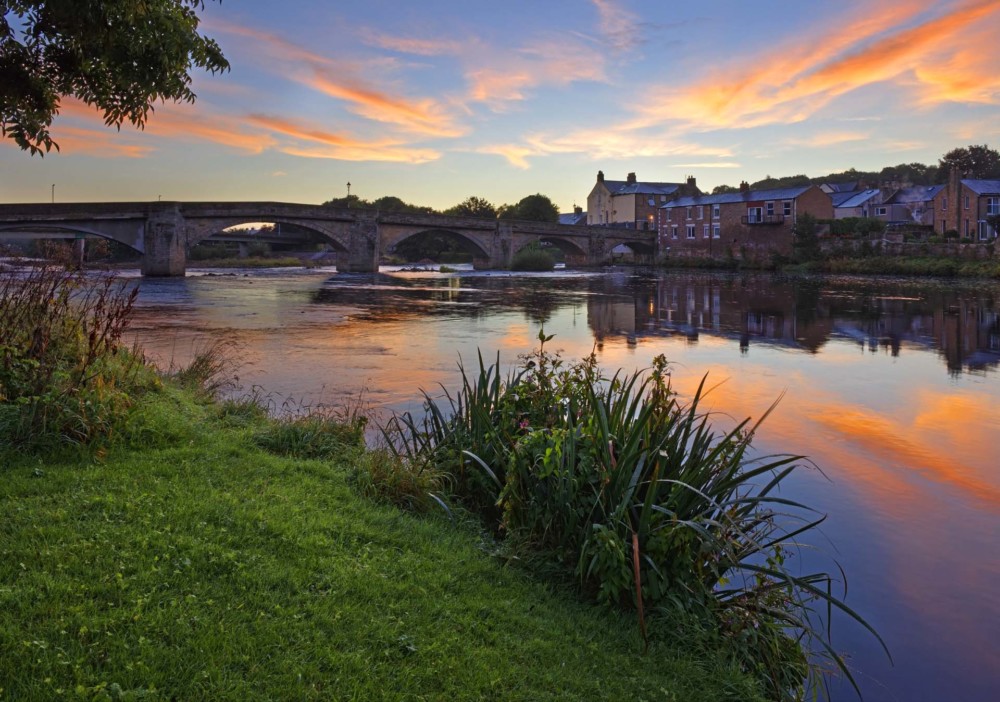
[
  {"left": 558, "top": 211, "right": 588, "bottom": 226},
  {"left": 835, "top": 189, "right": 882, "bottom": 209},
  {"left": 824, "top": 182, "right": 860, "bottom": 193},
  {"left": 603, "top": 180, "right": 683, "bottom": 196},
  {"left": 662, "top": 186, "right": 815, "bottom": 209},
  {"left": 830, "top": 191, "right": 859, "bottom": 207},
  {"left": 886, "top": 185, "right": 945, "bottom": 204},
  {"left": 962, "top": 179, "right": 1000, "bottom": 195}
]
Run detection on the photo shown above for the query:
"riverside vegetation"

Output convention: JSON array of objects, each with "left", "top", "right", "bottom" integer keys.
[{"left": 0, "top": 267, "right": 885, "bottom": 700}]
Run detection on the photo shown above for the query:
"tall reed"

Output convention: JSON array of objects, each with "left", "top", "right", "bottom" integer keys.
[{"left": 385, "top": 332, "right": 888, "bottom": 699}]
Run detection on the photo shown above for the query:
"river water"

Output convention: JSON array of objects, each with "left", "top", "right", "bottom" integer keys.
[{"left": 126, "top": 265, "right": 1000, "bottom": 702}]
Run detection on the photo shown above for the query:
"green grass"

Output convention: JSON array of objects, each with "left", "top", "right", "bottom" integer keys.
[{"left": 0, "top": 386, "right": 765, "bottom": 701}]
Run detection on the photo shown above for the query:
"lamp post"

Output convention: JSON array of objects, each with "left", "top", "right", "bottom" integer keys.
[
  {"left": 51, "top": 184, "right": 55, "bottom": 203},
  {"left": 346, "top": 181, "right": 351, "bottom": 207}
]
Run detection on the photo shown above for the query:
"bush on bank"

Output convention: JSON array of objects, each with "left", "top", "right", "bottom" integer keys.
[{"left": 387, "top": 332, "right": 886, "bottom": 699}]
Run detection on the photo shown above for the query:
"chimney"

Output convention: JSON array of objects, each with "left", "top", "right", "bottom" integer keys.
[
  {"left": 739, "top": 181, "right": 750, "bottom": 193},
  {"left": 627, "top": 172, "right": 637, "bottom": 184},
  {"left": 686, "top": 175, "right": 697, "bottom": 188},
  {"left": 597, "top": 170, "right": 605, "bottom": 183},
  {"left": 574, "top": 205, "right": 582, "bottom": 214}
]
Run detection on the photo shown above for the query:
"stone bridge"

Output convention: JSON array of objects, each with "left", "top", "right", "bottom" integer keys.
[{"left": 0, "top": 201, "right": 656, "bottom": 276}]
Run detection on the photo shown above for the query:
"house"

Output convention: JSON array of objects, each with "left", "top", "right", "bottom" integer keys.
[
  {"left": 962, "top": 180, "right": 1000, "bottom": 241},
  {"left": 558, "top": 206, "right": 587, "bottom": 226},
  {"left": 832, "top": 189, "right": 886, "bottom": 219},
  {"left": 883, "top": 185, "right": 945, "bottom": 227},
  {"left": 587, "top": 171, "right": 699, "bottom": 229},
  {"left": 657, "top": 182, "right": 832, "bottom": 259}
]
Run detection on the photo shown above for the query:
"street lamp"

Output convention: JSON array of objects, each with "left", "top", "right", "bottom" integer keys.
[
  {"left": 51, "top": 184, "right": 55, "bottom": 203},
  {"left": 346, "top": 181, "right": 351, "bottom": 207}
]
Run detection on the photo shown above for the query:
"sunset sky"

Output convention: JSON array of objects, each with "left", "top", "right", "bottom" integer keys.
[{"left": 4, "top": 0, "right": 1000, "bottom": 211}]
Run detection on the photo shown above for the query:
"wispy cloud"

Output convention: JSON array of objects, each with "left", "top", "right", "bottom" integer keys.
[
  {"left": 591, "top": 0, "right": 643, "bottom": 54},
  {"left": 358, "top": 29, "right": 465, "bottom": 57},
  {"left": 248, "top": 114, "right": 441, "bottom": 163},
  {"left": 42, "top": 125, "right": 156, "bottom": 158},
  {"left": 637, "top": 0, "right": 1000, "bottom": 131},
  {"left": 212, "top": 21, "right": 467, "bottom": 139}
]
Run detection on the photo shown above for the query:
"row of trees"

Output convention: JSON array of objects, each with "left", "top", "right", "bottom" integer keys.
[
  {"left": 712, "top": 144, "right": 1000, "bottom": 194},
  {"left": 321, "top": 193, "right": 561, "bottom": 223}
]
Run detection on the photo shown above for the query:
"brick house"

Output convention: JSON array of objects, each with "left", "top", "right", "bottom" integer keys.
[
  {"left": 587, "top": 171, "right": 700, "bottom": 229},
  {"left": 934, "top": 170, "right": 1000, "bottom": 239},
  {"left": 657, "top": 183, "right": 832, "bottom": 259},
  {"left": 832, "top": 189, "right": 886, "bottom": 219}
]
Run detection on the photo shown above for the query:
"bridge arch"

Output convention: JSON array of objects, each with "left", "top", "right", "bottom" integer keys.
[
  {"left": 0, "top": 223, "right": 144, "bottom": 253},
  {"left": 185, "top": 217, "right": 351, "bottom": 251},
  {"left": 382, "top": 227, "right": 491, "bottom": 260}
]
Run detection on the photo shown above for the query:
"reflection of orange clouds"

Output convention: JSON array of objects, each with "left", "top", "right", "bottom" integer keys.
[{"left": 640, "top": 0, "right": 1000, "bottom": 130}]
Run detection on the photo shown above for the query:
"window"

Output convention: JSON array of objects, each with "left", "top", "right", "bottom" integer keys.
[
  {"left": 686, "top": 225, "right": 695, "bottom": 239},
  {"left": 703, "top": 224, "right": 710, "bottom": 238},
  {"left": 979, "top": 220, "right": 992, "bottom": 240},
  {"left": 942, "top": 197, "right": 948, "bottom": 211},
  {"left": 766, "top": 201, "right": 775, "bottom": 216},
  {"left": 965, "top": 195, "right": 970, "bottom": 210},
  {"left": 671, "top": 225, "right": 678, "bottom": 239},
  {"left": 686, "top": 207, "right": 693, "bottom": 220},
  {"left": 697, "top": 206, "right": 704, "bottom": 220},
  {"left": 875, "top": 206, "right": 887, "bottom": 216},
  {"left": 660, "top": 195, "right": 667, "bottom": 202},
  {"left": 783, "top": 201, "right": 792, "bottom": 216},
  {"left": 988, "top": 197, "right": 1000, "bottom": 215},
  {"left": 712, "top": 204, "right": 720, "bottom": 219},
  {"left": 747, "top": 207, "right": 762, "bottom": 223},
  {"left": 648, "top": 198, "right": 655, "bottom": 206},
  {"left": 713, "top": 225, "right": 720, "bottom": 239}
]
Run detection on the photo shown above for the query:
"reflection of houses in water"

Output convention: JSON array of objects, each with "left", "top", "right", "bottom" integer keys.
[
  {"left": 586, "top": 275, "right": 1000, "bottom": 373},
  {"left": 588, "top": 277, "right": 834, "bottom": 353}
]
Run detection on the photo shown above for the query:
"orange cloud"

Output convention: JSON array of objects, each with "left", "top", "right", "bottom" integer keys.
[
  {"left": 639, "top": 0, "right": 1000, "bottom": 130},
  {"left": 248, "top": 114, "right": 441, "bottom": 164},
  {"left": 358, "top": 29, "right": 465, "bottom": 57},
  {"left": 211, "top": 20, "right": 466, "bottom": 139}
]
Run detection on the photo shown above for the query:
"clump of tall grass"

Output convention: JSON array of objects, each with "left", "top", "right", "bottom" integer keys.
[
  {"left": 510, "top": 244, "right": 555, "bottom": 271},
  {"left": 253, "top": 396, "right": 368, "bottom": 460},
  {"left": 0, "top": 266, "right": 152, "bottom": 453},
  {"left": 385, "top": 332, "right": 887, "bottom": 699}
]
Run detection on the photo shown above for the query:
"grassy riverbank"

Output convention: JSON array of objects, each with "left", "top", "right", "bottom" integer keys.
[
  {"left": 0, "top": 384, "right": 765, "bottom": 701},
  {"left": 663, "top": 254, "right": 1000, "bottom": 278}
]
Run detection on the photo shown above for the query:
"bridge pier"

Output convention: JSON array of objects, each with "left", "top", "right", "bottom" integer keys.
[
  {"left": 341, "top": 211, "right": 379, "bottom": 272},
  {"left": 142, "top": 205, "right": 188, "bottom": 277}
]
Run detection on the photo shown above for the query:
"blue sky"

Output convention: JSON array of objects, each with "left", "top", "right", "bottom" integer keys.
[{"left": 3, "top": 0, "right": 999, "bottom": 211}]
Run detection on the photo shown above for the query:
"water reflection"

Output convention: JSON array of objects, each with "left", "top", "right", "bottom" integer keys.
[{"left": 127, "top": 267, "right": 1000, "bottom": 702}]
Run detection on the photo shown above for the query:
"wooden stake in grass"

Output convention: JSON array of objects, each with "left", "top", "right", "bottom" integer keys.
[{"left": 632, "top": 528, "right": 648, "bottom": 653}]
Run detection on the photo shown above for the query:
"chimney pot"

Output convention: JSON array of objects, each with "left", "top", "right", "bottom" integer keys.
[
  {"left": 627, "top": 172, "right": 637, "bottom": 184},
  {"left": 740, "top": 181, "right": 750, "bottom": 193},
  {"left": 597, "top": 170, "right": 605, "bottom": 182},
  {"left": 574, "top": 205, "right": 582, "bottom": 214}
]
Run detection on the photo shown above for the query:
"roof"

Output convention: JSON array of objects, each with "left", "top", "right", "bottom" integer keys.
[
  {"left": 886, "top": 185, "right": 945, "bottom": 205},
  {"left": 602, "top": 180, "right": 683, "bottom": 196},
  {"left": 830, "top": 191, "right": 859, "bottom": 207},
  {"left": 835, "top": 189, "right": 882, "bottom": 209},
  {"left": 823, "top": 182, "right": 861, "bottom": 193},
  {"left": 962, "top": 179, "right": 1000, "bottom": 195},
  {"left": 558, "top": 211, "right": 587, "bottom": 226},
  {"left": 662, "top": 185, "right": 816, "bottom": 209}
]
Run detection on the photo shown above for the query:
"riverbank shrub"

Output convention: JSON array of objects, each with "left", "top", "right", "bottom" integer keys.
[
  {"left": 387, "top": 333, "right": 886, "bottom": 699},
  {"left": 510, "top": 244, "right": 555, "bottom": 271},
  {"left": 0, "top": 266, "right": 153, "bottom": 454}
]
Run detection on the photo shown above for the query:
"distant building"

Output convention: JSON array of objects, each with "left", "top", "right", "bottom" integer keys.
[
  {"left": 832, "top": 189, "right": 886, "bottom": 219},
  {"left": 558, "top": 206, "right": 587, "bottom": 226},
  {"left": 587, "top": 171, "right": 700, "bottom": 229},
  {"left": 934, "top": 170, "right": 1000, "bottom": 239},
  {"left": 658, "top": 182, "right": 832, "bottom": 260},
  {"left": 884, "top": 185, "right": 946, "bottom": 227}
]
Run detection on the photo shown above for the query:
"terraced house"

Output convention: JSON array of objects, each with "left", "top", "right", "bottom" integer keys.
[
  {"left": 934, "top": 171, "right": 1000, "bottom": 240},
  {"left": 657, "top": 182, "right": 833, "bottom": 260},
  {"left": 587, "top": 171, "right": 700, "bottom": 229}
]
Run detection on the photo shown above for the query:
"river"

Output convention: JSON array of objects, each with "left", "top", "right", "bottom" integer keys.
[{"left": 126, "top": 264, "right": 1000, "bottom": 702}]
